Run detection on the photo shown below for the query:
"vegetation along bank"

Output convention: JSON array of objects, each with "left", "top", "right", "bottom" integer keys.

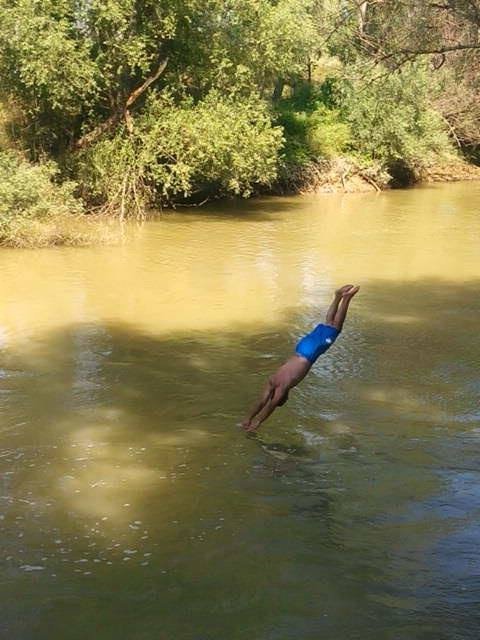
[{"left": 1, "top": 1, "right": 480, "bottom": 246}]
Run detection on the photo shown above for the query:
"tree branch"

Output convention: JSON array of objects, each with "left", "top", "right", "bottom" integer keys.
[
  {"left": 74, "top": 112, "right": 122, "bottom": 150},
  {"left": 125, "top": 57, "right": 169, "bottom": 109},
  {"left": 400, "top": 42, "right": 480, "bottom": 54},
  {"left": 75, "top": 56, "right": 169, "bottom": 149}
]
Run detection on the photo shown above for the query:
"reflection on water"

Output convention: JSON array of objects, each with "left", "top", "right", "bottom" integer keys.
[{"left": 0, "top": 182, "right": 480, "bottom": 639}]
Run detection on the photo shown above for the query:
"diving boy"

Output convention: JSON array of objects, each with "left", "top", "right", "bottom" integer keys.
[{"left": 242, "top": 285, "right": 359, "bottom": 431}]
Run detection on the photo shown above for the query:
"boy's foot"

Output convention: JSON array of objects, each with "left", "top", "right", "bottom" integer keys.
[
  {"left": 342, "top": 285, "right": 360, "bottom": 298},
  {"left": 335, "top": 284, "right": 354, "bottom": 296}
]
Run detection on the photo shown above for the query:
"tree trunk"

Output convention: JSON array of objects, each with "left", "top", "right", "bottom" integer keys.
[
  {"left": 272, "top": 78, "right": 284, "bottom": 101},
  {"left": 358, "top": 1, "right": 368, "bottom": 35}
]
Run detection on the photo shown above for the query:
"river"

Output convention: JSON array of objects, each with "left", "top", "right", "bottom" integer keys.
[{"left": 0, "top": 182, "right": 479, "bottom": 639}]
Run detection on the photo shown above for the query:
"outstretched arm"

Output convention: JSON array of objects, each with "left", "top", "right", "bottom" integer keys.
[
  {"left": 242, "top": 382, "right": 273, "bottom": 429},
  {"left": 243, "top": 385, "right": 286, "bottom": 432}
]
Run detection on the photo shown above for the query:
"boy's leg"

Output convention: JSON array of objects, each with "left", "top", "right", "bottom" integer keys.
[
  {"left": 332, "top": 286, "right": 360, "bottom": 331},
  {"left": 325, "top": 285, "right": 353, "bottom": 326}
]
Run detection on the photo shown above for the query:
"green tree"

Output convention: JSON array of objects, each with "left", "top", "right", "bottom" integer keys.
[
  {"left": 0, "top": 0, "right": 477, "bottom": 231},
  {"left": 79, "top": 92, "right": 283, "bottom": 214}
]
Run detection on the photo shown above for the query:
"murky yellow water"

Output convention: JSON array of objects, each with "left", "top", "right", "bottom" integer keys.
[{"left": 0, "top": 182, "right": 479, "bottom": 639}]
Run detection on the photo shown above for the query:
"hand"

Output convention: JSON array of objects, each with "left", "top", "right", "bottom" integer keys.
[{"left": 242, "top": 419, "right": 259, "bottom": 432}]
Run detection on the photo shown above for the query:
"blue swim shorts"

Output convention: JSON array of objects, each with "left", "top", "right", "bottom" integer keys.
[{"left": 295, "top": 323, "right": 340, "bottom": 364}]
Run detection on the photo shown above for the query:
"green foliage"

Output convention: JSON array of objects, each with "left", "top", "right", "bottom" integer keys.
[
  {"left": 0, "top": 0, "right": 474, "bottom": 233},
  {"left": 276, "top": 110, "right": 312, "bottom": 166},
  {"left": 0, "top": 0, "right": 97, "bottom": 112},
  {"left": 276, "top": 63, "right": 454, "bottom": 175},
  {"left": 341, "top": 65, "right": 455, "bottom": 173},
  {"left": 275, "top": 79, "right": 341, "bottom": 116},
  {"left": 0, "top": 0, "right": 317, "bottom": 154},
  {"left": 172, "top": 0, "right": 318, "bottom": 95},
  {"left": 277, "top": 100, "right": 351, "bottom": 167},
  {"left": 307, "top": 108, "right": 351, "bottom": 158},
  {"left": 0, "top": 0, "right": 97, "bottom": 153},
  {"left": 0, "top": 101, "right": 11, "bottom": 150},
  {"left": 222, "top": 0, "right": 317, "bottom": 89},
  {"left": 80, "top": 93, "right": 283, "bottom": 213},
  {"left": 0, "top": 150, "right": 87, "bottom": 246}
]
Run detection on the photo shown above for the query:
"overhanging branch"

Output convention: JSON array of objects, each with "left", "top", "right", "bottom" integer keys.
[
  {"left": 400, "top": 42, "right": 480, "bottom": 55},
  {"left": 75, "top": 56, "right": 169, "bottom": 150}
]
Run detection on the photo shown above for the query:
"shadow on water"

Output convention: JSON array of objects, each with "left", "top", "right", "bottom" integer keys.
[
  {"left": 0, "top": 278, "right": 480, "bottom": 639},
  {"left": 153, "top": 189, "right": 376, "bottom": 223},
  {"left": 248, "top": 434, "right": 313, "bottom": 461},
  {"left": 151, "top": 196, "right": 306, "bottom": 224}
]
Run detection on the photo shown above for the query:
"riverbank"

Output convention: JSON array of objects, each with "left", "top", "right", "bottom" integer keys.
[
  {"left": 2, "top": 152, "right": 479, "bottom": 249},
  {"left": 275, "top": 157, "right": 480, "bottom": 195}
]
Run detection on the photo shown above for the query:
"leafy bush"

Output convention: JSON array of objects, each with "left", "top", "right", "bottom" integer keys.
[
  {"left": 341, "top": 65, "right": 455, "bottom": 175},
  {"left": 0, "top": 151, "right": 89, "bottom": 247},
  {"left": 275, "top": 109, "right": 311, "bottom": 166},
  {"left": 80, "top": 92, "right": 283, "bottom": 215},
  {"left": 276, "top": 65, "right": 456, "bottom": 189},
  {"left": 277, "top": 103, "right": 351, "bottom": 169},
  {"left": 307, "top": 108, "right": 351, "bottom": 158}
]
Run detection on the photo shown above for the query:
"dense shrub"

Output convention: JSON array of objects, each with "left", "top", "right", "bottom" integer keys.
[
  {"left": 276, "top": 104, "right": 352, "bottom": 173},
  {"left": 0, "top": 0, "right": 474, "bottom": 238},
  {"left": 79, "top": 92, "right": 283, "bottom": 215},
  {"left": 276, "top": 65, "right": 456, "bottom": 188},
  {"left": 341, "top": 65, "right": 455, "bottom": 175},
  {"left": 0, "top": 151, "right": 89, "bottom": 247},
  {"left": 306, "top": 108, "right": 351, "bottom": 158}
]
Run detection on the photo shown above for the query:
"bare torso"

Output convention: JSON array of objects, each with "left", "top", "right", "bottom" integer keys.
[{"left": 270, "top": 354, "right": 311, "bottom": 391}]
